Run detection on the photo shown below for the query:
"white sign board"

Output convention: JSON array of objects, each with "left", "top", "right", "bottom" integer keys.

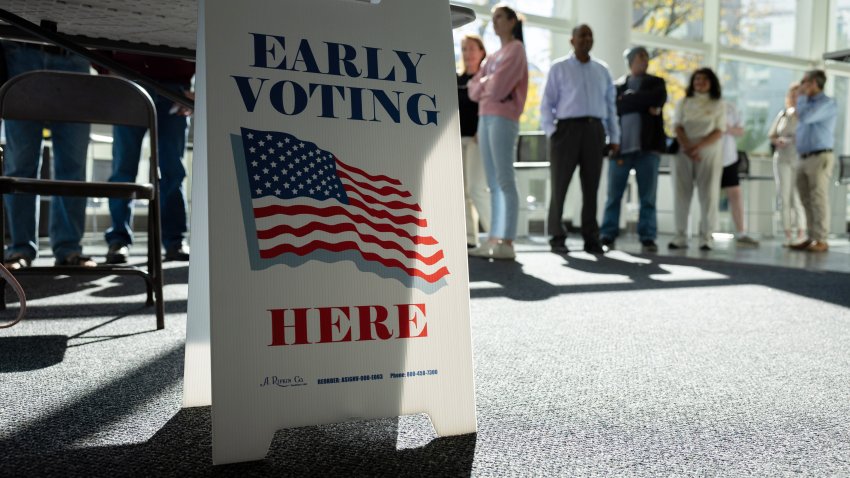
[{"left": 186, "top": 0, "right": 476, "bottom": 465}]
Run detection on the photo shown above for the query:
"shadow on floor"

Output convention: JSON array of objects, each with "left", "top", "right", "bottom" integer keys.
[
  {"left": 469, "top": 251, "right": 850, "bottom": 309},
  {"left": 5, "top": 406, "right": 476, "bottom": 477}
]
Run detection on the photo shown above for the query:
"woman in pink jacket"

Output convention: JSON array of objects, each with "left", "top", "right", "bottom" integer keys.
[{"left": 467, "top": 4, "right": 529, "bottom": 260}]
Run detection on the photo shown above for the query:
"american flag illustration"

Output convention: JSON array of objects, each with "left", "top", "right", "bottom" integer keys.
[{"left": 232, "top": 127, "right": 449, "bottom": 289}]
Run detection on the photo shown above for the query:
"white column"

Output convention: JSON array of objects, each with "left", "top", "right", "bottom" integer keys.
[
  {"left": 573, "top": 0, "right": 632, "bottom": 78},
  {"left": 570, "top": 0, "right": 632, "bottom": 229},
  {"left": 703, "top": 0, "right": 720, "bottom": 68},
  {"left": 796, "top": 0, "right": 829, "bottom": 63}
]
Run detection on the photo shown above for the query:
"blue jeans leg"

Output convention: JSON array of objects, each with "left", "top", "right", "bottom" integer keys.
[
  {"left": 3, "top": 119, "right": 43, "bottom": 260},
  {"left": 154, "top": 92, "right": 189, "bottom": 249},
  {"left": 105, "top": 82, "right": 189, "bottom": 250},
  {"left": 105, "top": 124, "right": 146, "bottom": 247},
  {"left": 49, "top": 121, "right": 91, "bottom": 262},
  {"left": 633, "top": 152, "right": 660, "bottom": 242},
  {"left": 477, "top": 115, "right": 519, "bottom": 240},
  {"left": 599, "top": 154, "right": 634, "bottom": 241}
]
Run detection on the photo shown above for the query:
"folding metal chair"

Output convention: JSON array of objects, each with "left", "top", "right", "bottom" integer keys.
[{"left": 0, "top": 70, "right": 164, "bottom": 329}]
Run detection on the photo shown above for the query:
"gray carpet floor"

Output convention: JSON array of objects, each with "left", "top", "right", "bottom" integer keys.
[{"left": 1, "top": 237, "right": 849, "bottom": 476}]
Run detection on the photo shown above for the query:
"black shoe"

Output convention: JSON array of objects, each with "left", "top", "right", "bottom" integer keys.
[
  {"left": 699, "top": 244, "right": 712, "bottom": 251},
  {"left": 56, "top": 252, "right": 97, "bottom": 267},
  {"left": 600, "top": 237, "right": 615, "bottom": 250},
  {"left": 549, "top": 236, "right": 569, "bottom": 254},
  {"left": 165, "top": 243, "right": 190, "bottom": 261},
  {"left": 641, "top": 240, "right": 658, "bottom": 253},
  {"left": 668, "top": 242, "right": 686, "bottom": 250},
  {"left": 584, "top": 241, "right": 606, "bottom": 254},
  {"left": 105, "top": 243, "right": 129, "bottom": 264}
]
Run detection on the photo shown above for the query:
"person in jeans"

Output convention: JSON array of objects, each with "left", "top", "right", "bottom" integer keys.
[
  {"left": 98, "top": 53, "right": 194, "bottom": 263},
  {"left": 790, "top": 69, "right": 836, "bottom": 253},
  {"left": 1, "top": 41, "right": 96, "bottom": 269},
  {"left": 540, "top": 24, "right": 620, "bottom": 255},
  {"left": 599, "top": 46, "right": 666, "bottom": 253},
  {"left": 467, "top": 4, "right": 528, "bottom": 260}
]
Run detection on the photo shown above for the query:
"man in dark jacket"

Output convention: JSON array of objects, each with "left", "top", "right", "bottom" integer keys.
[{"left": 599, "top": 46, "right": 667, "bottom": 253}]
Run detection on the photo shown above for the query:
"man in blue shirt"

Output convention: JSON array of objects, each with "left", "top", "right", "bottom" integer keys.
[
  {"left": 540, "top": 24, "right": 620, "bottom": 254},
  {"left": 791, "top": 70, "right": 836, "bottom": 253}
]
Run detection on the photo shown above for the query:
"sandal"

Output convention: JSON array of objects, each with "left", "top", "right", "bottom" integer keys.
[
  {"left": 3, "top": 253, "right": 32, "bottom": 270},
  {"left": 55, "top": 252, "right": 97, "bottom": 268}
]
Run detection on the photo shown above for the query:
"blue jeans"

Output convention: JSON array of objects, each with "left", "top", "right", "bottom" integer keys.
[
  {"left": 477, "top": 115, "right": 519, "bottom": 240},
  {"left": 105, "top": 81, "right": 189, "bottom": 249},
  {"left": 600, "top": 151, "right": 660, "bottom": 242},
  {"left": 2, "top": 42, "right": 91, "bottom": 263}
]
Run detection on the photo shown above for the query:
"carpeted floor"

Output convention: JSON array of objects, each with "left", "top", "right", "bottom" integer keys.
[{"left": 1, "top": 237, "right": 849, "bottom": 476}]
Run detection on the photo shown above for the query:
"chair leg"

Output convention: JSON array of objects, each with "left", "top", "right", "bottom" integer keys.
[
  {"left": 0, "top": 194, "right": 6, "bottom": 312},
  {"left": 151, "top": 197, "right": 165, "bottom": 330},
  {"left": 145, "top": 234, "right": 154, "bottom": 306}
]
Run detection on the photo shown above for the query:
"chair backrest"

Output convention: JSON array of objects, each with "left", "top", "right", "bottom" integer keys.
[
  {"left": 0, "top": 70, "right": 156, "bottom": 130},
  {"left": 838, "top": 155, "right": 850, "bottom": 185},
  {"left": 517, "top": 133, "right": 548, "bottom": 163},
  {"left": 736, "top": 150, "right": 750, "bottom": 177}
]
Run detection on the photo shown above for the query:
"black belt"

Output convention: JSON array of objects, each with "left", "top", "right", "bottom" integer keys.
[
  {"left": 559, "top": 116, "right": 601, "bottom": 123},
  {"left": 801, "top": 149, "right": 832, "bottom": 159}
]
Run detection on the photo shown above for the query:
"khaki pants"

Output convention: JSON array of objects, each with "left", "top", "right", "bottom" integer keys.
[
  {"left": 671, "top": 143, "right": 723, "bottom": 248},
  {"left": 773, "top": 152, "right": 806, "bottom": 233},
  {"left": 796, "top": 152, "right": 834, "bottom": 241},
  {"left": 461, "top": 136, "right": 490, "bottom": 246}
]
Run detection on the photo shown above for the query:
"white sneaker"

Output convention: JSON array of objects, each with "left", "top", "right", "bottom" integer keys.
[
  {"left": 736, "top": 234, "right": 759, "bottom": 246},
  {"left": 490, "top": 242, "right": 516, "bottom": 260},
  {"left": 468, "top": 242, "right": 515, "bottom": 260}
]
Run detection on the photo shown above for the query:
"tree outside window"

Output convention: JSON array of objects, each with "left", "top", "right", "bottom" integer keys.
[
  {"left": 632, "top": 0, "right": 704, "bottom": 40},
  {"left": 632, "top": 1, "right": 705, "bottom": 137},
  {"left": 719, "top": 0, "right": 796, "bottom": 55}
]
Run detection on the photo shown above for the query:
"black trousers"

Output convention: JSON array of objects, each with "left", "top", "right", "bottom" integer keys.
[{"left": 547, "top": 118, "right": 606, "bottom": 242}]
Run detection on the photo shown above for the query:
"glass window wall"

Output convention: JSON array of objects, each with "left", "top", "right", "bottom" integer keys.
[
  {"left": 835, "top": 0, "right": 850, "bottom": 51},
  {"left": 717, "top": 60, "right": 802, "bottom": 154},
  {"left": 833, "top": 75, "right": 850, "bottom": 156},
  {"left": 633, "top": 0, "right": 704, "bottom": 41},
  {"left": 646, "top": 48, "right": 704, "bottom": 135},
  {"left": 719, "top": 0, "right": 797, "bottom": 55}
]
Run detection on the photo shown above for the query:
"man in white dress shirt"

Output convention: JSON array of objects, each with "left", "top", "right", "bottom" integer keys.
[{"left": 540, "top": 24, "right": 620, "bottom": 254}]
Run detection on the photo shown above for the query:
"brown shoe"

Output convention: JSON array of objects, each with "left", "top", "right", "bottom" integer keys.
[
  {"left": 805, "top": 240, "right": 829, "bottom": 252},
  {"left": 789, "top": 239, "right": 813, "bottom": 250}
]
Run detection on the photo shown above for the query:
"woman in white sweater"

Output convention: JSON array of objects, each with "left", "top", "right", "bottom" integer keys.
[
  {"left": 670, "top": 68, "right": 726, "bottom": 251},
  {"left": 768, "top": 83, "right": 806, "bottom": 245}
]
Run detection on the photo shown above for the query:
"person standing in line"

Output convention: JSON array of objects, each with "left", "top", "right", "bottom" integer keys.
[
  {"left": 790, "top": 69, "right": 836, "bottom": 253},
  {"left": 540, "top": 24, "right": 620, "bottom": 255},
  {"left": 768, "top": 83, "right": 806, "bottom": 246},
  {"left": 99, "top": 53, "right": 195, "bottom": 264},
  {"left": 467, "top": 4, "right": 528, "bottom": 260},
  {"left": 599, "top": 46, "right": 666, "bottom": 254},
  {"left": 719, "top": 101, "right": 759, "bottom": 246},
  {"left": 668, "top": 68, "right": 726, "bottom": 251},
  {"left": 457, "top": 34, "right": 491, "bottom": 249},
  {"left": 1, "top": 41, "right": 96, "bottom": 269}
]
